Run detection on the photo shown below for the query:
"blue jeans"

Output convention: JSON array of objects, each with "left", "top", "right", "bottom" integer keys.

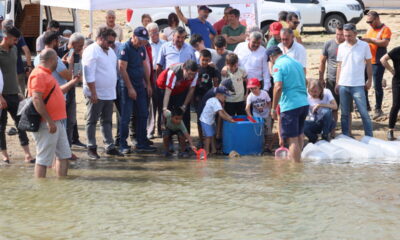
[
  {"left": 304, "top": 108, "right": 336, "bottom": 143},
  {"left": 373, "top": 64, "right": 385, "bottom": 110},
  {"left": 339, "top": 86, "right": 373, "bottom": 137},
  {"left": 119, "top": 85, "right": 149, "bottom": 149}
]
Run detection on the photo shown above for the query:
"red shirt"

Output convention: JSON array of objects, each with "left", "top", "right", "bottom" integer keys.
[
  {"left": 156, "top": 64, "right": 198, "bottom": 96},
  {"left": 213, "top": 18, "right": 228, "bottom": 35},
  {"left": 145, "top": 44, "right": 154, "bottom": 83},
  {"left": 28, "top": 66, "right": 67, "bottom": 121}
]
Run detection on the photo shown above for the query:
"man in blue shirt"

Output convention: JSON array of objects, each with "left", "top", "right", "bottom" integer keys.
[
  {"left": 175, "top": 5, "right": 216, "bottom": 48},
  {"left": 156, "top": 26, "right": 195, "bottom": 75},
  {"left": 268, "top": 46, "right": 308, "bottom": 162},
  {"left": 118, "top": 26, "right": 156, "bottom": 153}
]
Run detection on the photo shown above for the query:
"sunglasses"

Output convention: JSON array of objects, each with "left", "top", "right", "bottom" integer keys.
[
  {"left": 366, "top": 20, "right": 374, "bottom": 24},
  {"left": 107, "top": 40, "right": 115, "bottom": 45},
  {"left": 292, "top": 21, "right": 300, "bottom": 25}
]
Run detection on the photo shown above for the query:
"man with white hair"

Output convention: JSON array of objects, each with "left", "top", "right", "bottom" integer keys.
[
  {"left": 278, "top": 28, "right": 307, "bottom": 74},
  {"left": 234, "top": 31, "right": 270, "bottom": 92},
  {"left": 147, "top": 22, "right": 165, "bottom": 138},
  {"left": 64, "top": 33, "right": 85, "bottom": 148},
  {"left": 98, "top": 10, "right": 123, "bottom": 42}
]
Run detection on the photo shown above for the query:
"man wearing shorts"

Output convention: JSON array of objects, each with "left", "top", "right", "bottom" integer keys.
[
  {"left": 29, "top": 49, "right": 80, "bottom": 178},
  {"left": 268, "top": 46, "right": 308, "bottom": 162}
]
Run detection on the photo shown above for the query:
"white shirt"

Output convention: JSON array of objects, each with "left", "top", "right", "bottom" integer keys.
[
  {"left": 278, "top": 41, "right": 307, "bottom": 68},
  {"left": 307, "top": 89, "right": 335, "bottom": 120},
  {"left": 337, "top": 39, "right": 372, "bottom": 86},
  {"left": 246, "top": 90, "right": 271, "bottom": 118},
  {"left": 234, "top": 42, "right": 271, "bottom": 91},
  {"left": 200, "top": 97, "right": 223, "bottom": 125},
  {"left": 150, "top": 39, "right": 166, "bottom": 69},
  {"left": 82, "top": 43, "right": 117, "bottom": 100}
]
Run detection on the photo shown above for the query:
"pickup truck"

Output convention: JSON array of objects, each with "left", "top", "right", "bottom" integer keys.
[{"left": 268, "top": 0, "right": 364, "bottom": 33}]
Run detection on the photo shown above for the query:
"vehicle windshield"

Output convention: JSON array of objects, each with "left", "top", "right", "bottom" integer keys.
[{"left": 0, "top": 0, "right": 6, "bottom": 18}]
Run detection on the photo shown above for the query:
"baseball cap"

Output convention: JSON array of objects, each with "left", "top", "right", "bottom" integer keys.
[
  {"left": 214, "top": 86, "right": 230, "bottom": 96},
  {"left": 0, "top": 16, "right": 4, "bottom": 21},
  {"left": 198, "top": 5, "right": 212, "bottom": 13},
  {"left": 247, "top": 78, "right": 261, "bottom": 89},
  {"left": 266, "top": 45, "right": 282, "bottom": 61},
  {"left": 220, "top": 78, "right": 235, "bottom": 93},
  {"left": 134, "top": 26, "right": 149, "bottom": 41},
  {"left": 269, "top": 22, "right": 283, "bottom": 35}
]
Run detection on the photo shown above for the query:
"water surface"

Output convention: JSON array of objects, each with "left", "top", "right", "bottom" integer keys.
[{"left": 1, "top": 156, "right": 400, "bottom": 239}]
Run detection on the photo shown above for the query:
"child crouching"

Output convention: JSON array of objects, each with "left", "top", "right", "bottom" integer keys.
[
  {"left": 304, "top": 79, "right": 338, "bottom": 143},
  {"left": 200, "top": 86, "right": 235, "bottom": 155},
  {"left": 162, "top": 108, "right": 196, "bottom": 158}
]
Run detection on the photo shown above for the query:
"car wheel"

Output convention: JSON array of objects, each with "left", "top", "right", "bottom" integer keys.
[{"left": 324, "top": 14, "right": 345, "bottom": 34}]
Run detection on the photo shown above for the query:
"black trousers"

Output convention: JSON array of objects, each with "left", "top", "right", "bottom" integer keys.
[
  {"left": 389, "top": 79, "right": 400, "bottom": 129},
  {"left": 0, "top": 94, "right": 29, "bottom": 150}
]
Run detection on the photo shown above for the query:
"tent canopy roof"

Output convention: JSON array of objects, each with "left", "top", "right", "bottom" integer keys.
[{"left": 40, "top": 0, "right": 256, "bottom": 11}]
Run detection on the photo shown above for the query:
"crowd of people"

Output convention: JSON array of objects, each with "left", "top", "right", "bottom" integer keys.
[{"left": 0, "top": 6, "right": 398, "bottom": 178}]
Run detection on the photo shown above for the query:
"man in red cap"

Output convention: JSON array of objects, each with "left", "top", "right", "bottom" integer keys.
[{"left": 266, "top": 22, "right": 283, "bottom": 49}]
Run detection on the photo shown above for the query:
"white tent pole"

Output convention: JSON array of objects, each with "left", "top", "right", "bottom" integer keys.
[
  {"left": 255, "top": 0, "right": 259, "bottom": 27},
  {"left": 89, "top": 10, "right": 93, "bottom": 39},
  {"left": 39, "top": 4, "right": 43, "bottom": 35}
]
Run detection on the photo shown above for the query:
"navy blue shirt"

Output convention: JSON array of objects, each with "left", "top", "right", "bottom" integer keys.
[
  {"left": 118, "top": 39, "right": 146, "bottom": 88},
  {"left": 187, "top": 18, "right": 216, "bottom": 48},
  {"left": 16, "top": 37, "right": 27, "bottom": 74}
]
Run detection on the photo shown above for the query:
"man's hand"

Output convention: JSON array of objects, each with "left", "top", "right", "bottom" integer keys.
[
  {"left": 67, "top": 51, "right": 74, "bottom": 66},
  {"left": 163, "top": 109, "right": 171, "bottom": 117},
  {"left": 361, "top": 38, "right": 372, "bottom": 43},
  {"left": 90, "top": 93, "right": 98, "bottom": 104},
  {"left": 72, "top": 74, "right": 82, "bottom": 84},
  {"left": 279, "top": 137, "right": 284, "bottom": 147},
  {"left": 335, "top": 85, "right": 340, "bottom": 95},
  {"left": 312, "top": 104, "right": 320, "bottom": 113},
  {"left": 147, "top": 84, "right": 153, "bottom": 98},
  {"left": 221, "top": 68, "right": 228, "bottom": 77},
  {"left": 180, "top": 105, "right": 187, "bottom": 112},
  {"left": 365, "top": 79, "right": 372, "bottom": 91},
  {"left": 47, "top": 120, "right": 57, "bottom": 134},
  {"left": 271, "top": 110, "right": 278, "bottom": 121},
  {"left": 191, "top": 145, "right": 197, "bottom": 152},
  {"left": 128, "top": 88, "right": 137, "bottom": 100},
  {"left": 0, "top": 95, "right": 7, "bottom": 109}
]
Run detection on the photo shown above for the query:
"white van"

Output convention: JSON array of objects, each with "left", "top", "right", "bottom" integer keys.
[{"left": 0, "top": 0, "right": 80, "bottom": 51}]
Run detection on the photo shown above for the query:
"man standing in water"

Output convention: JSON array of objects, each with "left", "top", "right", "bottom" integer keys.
[
  {"left": 268, "top": 46, "right": 308, "bottom": 162},
  {"left": 30, "top": 49, "right": 81, "bottom": 178}
]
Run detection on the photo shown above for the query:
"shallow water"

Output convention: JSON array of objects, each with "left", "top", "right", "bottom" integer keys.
[{"left": 1, "top": 156, "right": 400, "bottom": 240}]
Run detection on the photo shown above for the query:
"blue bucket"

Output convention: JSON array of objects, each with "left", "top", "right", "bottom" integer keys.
[{"left": 222, "top": 116, "right": 264, "bottom": 155}]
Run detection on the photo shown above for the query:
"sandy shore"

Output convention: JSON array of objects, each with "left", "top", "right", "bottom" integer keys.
[{"left": 3, "top": 9, "right": 400, "bottom": 162}]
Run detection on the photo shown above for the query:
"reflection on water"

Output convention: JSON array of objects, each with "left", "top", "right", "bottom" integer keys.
[{"left": 1, "top": 156, "right": 400, "bottom": 239}]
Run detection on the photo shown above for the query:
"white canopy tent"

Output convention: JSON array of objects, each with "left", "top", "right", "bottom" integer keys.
[
  {"left": 40, "top": 0, "right": 257, "bottom": 36},
  {"left": 40, "top": 0, "right": 257, "bottom": 11}
]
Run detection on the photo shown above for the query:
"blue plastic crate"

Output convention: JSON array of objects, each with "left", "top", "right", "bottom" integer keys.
[{"left": 222, "top": 116, "right": 264, "bottom": 155}]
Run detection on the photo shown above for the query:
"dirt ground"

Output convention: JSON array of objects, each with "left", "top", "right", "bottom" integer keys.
[{"left": 3, "top": 9, "right": 400, "bottom": 162}]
